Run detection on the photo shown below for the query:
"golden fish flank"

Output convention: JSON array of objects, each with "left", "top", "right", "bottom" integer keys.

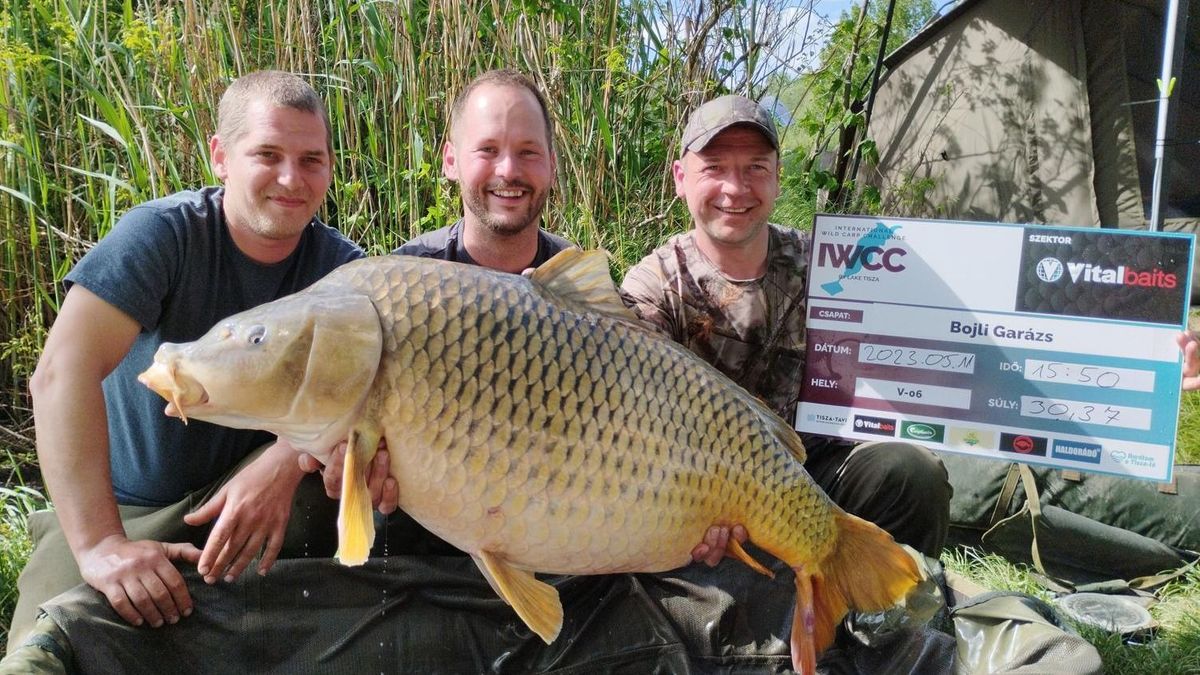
[{"left": 138, "top": 249, "right": 920, "bottom": 674}]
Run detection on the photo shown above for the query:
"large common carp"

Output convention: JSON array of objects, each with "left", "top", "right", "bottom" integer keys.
[{"left": 139, "top": 249, "right": 919, "bottom": 673}]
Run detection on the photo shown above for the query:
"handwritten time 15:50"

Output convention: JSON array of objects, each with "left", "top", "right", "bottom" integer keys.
[{"left": 1021, "top": 359, "right": 1156, "bottom": 393}]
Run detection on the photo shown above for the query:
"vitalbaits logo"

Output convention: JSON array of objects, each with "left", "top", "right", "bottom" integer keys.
[
  {"left": 818, "top": 222, "right": 906, "bottom": 295},
  {"left": 1063, "top": 262, "right": 1177, "bottom": 289},
  {"left": 1030, "top": 255, "right": 1173, "bottom": 288},
  {"left": 999, "top": 433, "right": 1047, "bottom": 456},
  {"left": 1035, "top": 257, "right": 1064, "bottom": 283},
  {"left": 1051, "top": 440, "right": 1101, "bottom": 464},
  {"left": 854, "top": 414, "right": 897, "bottom": 437}
]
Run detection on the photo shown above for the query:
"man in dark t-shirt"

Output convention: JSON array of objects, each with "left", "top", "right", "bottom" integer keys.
[
  {"left": 393, "top": 68, "right": 573, "bottom": 271},
  {"left": 389, "top": 70, "right": 573, "bottom": 553},
  {"left": 10, "top": 71, "right": 362, "bottom": 651},
  {"left": 305, "top": 70, "right": 575, "bottom": 554}
]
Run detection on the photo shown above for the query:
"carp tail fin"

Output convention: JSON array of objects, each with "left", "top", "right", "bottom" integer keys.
[
  {"left": 335, "top": 428, "right": 378, "bottom": 566},
  {"left": 790, "top": 511, "right": 920, "bottom": 672}
]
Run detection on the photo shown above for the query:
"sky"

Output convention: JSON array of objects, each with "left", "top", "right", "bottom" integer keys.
[
  {"left": 647, "top": 0, "right": 927, "bottom": 89},
  {"left": 755, "top": 0, "right": 862, "bottom": 79}
]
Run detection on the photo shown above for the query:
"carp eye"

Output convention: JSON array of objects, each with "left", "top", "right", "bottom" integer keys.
[{"left": 246, "top": 325, "right": 268, "bottom": 346}]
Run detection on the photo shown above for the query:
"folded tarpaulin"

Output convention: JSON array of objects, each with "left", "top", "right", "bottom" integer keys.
[{"left": 19, "top": 555, "right": 956, "bottom": 674}]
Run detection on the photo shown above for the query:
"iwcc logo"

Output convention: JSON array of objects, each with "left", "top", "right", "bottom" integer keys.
[
  {"left": 1036, "top": 257, "right": 1064, "bottom": 283},
  {"left": 818, "top": 244, "right": 907, "bottom": 272}
]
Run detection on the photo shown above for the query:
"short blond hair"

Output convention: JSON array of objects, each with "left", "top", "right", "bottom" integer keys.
[
  {"left": 450, "top": 69, "right": 555, "bottom": 153},
  {"left": 216, "top": 70, "right": 332, "bottom": 156}
]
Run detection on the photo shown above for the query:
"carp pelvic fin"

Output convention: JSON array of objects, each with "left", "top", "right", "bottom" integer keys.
[
  {"left": 530, "top": 249, "right": 644, "bottom": 327},
  {"left": 728, "top": 538, "right": 774, "bottom": 579},
  {"left": 472, "top": 550, "right": 563, "bottom": 644},
  {"left": 335, "top": 428, "right": 379, "bottom": 566}
]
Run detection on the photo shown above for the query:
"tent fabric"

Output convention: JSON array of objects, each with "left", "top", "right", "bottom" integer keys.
[
  {"left": 868, "top": 0, "right": 1198, "bottom": 242},
  {"left": 869, "top": 0, "right": 1101, "bottom": 227},
  {"left": 19, "top": 556, "right": 957, "bottom": 675},
  {"left": 951, "top": 592, "right": 1103, "bottom": 675}
]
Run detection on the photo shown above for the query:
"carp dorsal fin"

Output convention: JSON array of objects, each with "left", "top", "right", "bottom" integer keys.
[
  {"left": 530, "top": 248, "right": 642, "bottom": 325},
  {"left": 472, "top": 551, "right": 563, "bottom": 644}
]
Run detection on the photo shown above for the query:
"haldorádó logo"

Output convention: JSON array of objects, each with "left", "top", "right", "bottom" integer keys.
[{"left": 1051, "top": 440, "right": 1102, "bottom": 464}]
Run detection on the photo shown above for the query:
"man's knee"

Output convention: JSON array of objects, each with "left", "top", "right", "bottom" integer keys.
[
  {"left": 835, "top": 443, "right": 951, "bottom": 556},
  {"left": 840, "top": 443, "right": 948, "bottom": 497}
]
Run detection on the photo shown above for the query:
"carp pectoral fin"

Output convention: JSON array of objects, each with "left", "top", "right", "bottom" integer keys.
[
  {"left": 790, "top": 568, "right": 818, "bottom": 675},
  {"left": 473, "top": 550, "right": 563, "bottom": 644},
  {"left": 335, "top": 428, "right": 378, "bottom": 566},
  {"left": 728, "top": 538, "right": 775, "bottom": 579}
]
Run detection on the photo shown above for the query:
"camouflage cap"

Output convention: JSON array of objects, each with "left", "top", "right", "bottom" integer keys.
[{"left": 679, "top": 95, "right": 779, "bottom": 157}]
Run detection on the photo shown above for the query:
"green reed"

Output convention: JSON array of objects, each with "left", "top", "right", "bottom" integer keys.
[{"left": 4, "top": 0, "right": 816, "bottom": 416}]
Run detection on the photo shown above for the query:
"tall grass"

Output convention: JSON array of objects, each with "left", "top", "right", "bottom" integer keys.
[
  {"left": 945, "top": 547, "right": 1200, "bottom": 674},
  {"left": 0, "top": 0, "right": 829, "bottom": 429},
  {"left": 0, "top": 485, "right": 47, "bottom": 649}
]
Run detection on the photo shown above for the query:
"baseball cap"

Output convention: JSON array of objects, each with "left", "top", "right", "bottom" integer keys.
[{"left": 679, "top": 95, "right": 779, "bottom": 157}]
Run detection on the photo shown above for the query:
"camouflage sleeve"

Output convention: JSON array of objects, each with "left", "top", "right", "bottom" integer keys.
[{"left": 619, "top": 257, "right": 679, "bottom": 340}]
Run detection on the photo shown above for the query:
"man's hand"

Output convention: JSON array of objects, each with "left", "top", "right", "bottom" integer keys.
[
  {"left": 298, "top": 443, "right": 399, "bottom": 515},
  {"left": 690, "top": 524, "right": 748, "bottom": 567},
  {"left": 77, "top": 534, "right": 201, "bottom": 628},
  {"left": 184, "top": 442, "right": 305, "bottom": 583},
  {"left": 1179, "top": 332, "right": 1200, "bottom": 392}
]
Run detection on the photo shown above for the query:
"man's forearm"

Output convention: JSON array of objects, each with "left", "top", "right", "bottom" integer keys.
[{"left": 33, "top": 373, "right": 125, "bottom": 558}]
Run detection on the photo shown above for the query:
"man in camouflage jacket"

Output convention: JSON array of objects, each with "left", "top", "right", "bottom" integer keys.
[{"left": 621, "top": 95, "right": 951, "bottom": 560}]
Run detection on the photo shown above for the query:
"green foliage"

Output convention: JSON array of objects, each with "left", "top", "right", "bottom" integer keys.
[
  {"left": 945, "top": 546, "right": 1200, "bottom": 673},
  {"left": 4, "top": 0, "right": 801, "bottom": 416},
  {"left": 771, "top": 0, "right": 936, "bottom": 227},
  {"left": 944, "top": 546, "right": 1051, "bottom": 600},
  {"left": 0, "top": 485, "right": 48, "bottom": 647},
  {"left": 1177, "top": 391, "right": 1200, "bottom": 464}
]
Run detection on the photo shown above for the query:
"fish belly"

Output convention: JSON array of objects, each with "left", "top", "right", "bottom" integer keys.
[{"left": 361, "top": 258, "right": 835, "bottom": 574}]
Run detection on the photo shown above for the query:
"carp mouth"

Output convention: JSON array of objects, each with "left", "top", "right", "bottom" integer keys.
[{"left": 137, "top": 360, "right": 209, "bottom": 425}]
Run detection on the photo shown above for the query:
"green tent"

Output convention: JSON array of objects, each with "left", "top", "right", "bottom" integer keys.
[{"left": 868, "top": 0, "right": 1197, "bottom": 278}]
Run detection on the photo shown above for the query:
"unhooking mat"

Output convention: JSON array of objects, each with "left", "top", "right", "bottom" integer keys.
[{"left": 16, "top": 555, "right": 957, "bottom": 674}]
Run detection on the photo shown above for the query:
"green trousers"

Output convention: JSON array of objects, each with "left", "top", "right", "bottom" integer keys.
[
  {"left": 6, "top": 447, "right": 338, "bottom": 655},
  {"left": 804, "top": 439, "right": 952, "bottom": 559}
]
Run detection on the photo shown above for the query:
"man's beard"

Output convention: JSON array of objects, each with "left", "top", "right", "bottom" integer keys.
[{"left": 464, "top": 181, "right": 549, "bottom": 236}]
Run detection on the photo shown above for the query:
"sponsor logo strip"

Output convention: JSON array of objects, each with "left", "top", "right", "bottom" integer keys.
[
  {"left": 999, "top": 432, "right": 1048, "bottom": 456},
  {"left": 1051, "top": 440, "right": 1102, "bottom": 464},
  {"left": 853, "top": 414, "right": 897, "bottom": 437}
]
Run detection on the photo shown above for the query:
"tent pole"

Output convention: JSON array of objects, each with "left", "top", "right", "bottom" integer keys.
[
  {"left": 1149, "top": 0, "right": 1187, "bottom": 231},
  {"left": 848, "top": 0, "right": 898, "bottom": 194}
]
